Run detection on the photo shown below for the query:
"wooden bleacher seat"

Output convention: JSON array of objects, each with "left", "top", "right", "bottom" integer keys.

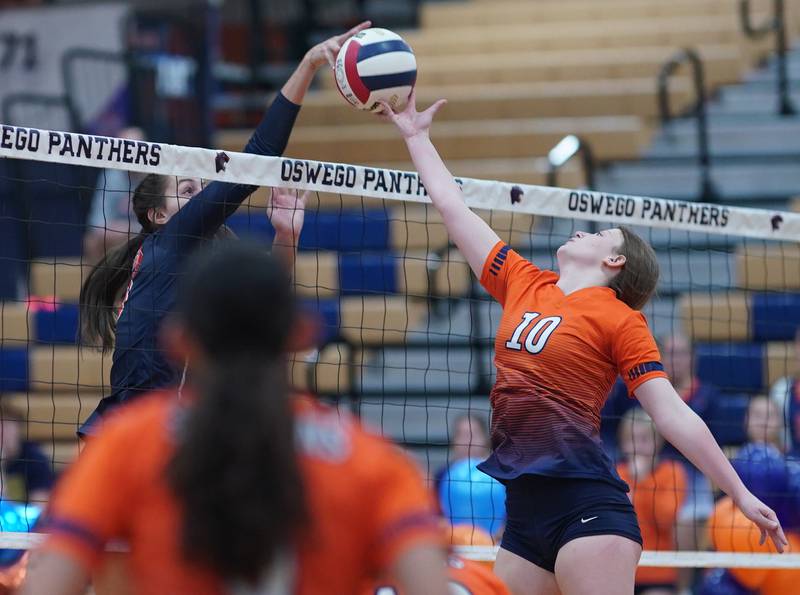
[
  {"left": 736, "top": 243, "right": 800, "bottom": 290},
  {"left": 29, "top": 346, "right": 112, "bottom": 392},
  {"left": 477, "top": 211, "right": 536, "bottom": 249},
  {"left": 276, "top": 116, "right": 648, "bottom": 164},
  {"left": 29, "top": 260, "right": 86, "bottom": 302},
  {"left": 678, "top": 292, "right": 752, "bottom": 341},
  {"left": 398, "top": 254, "right": 431, "bottom": 297},
  {"left": 433, "top": 250, "right": 472, "bottom": 298},
  {"left": 420, "top": 0, "right": 783, "bottom": 28},
  {"left": 294, "top": 252, "right": 338, "bottom": 298},
  {"left": 765, "top": 341, "right": 799, "bottom": 388},
  {"left": 290, "top": 343, "right": 358, "bottom": 396},
  {"left": 339, "top": 296, "right": 426, "bottom": 346},
  {"left": 39, "top": 440, "right": 80, "bottom": 471},
  {"left": 401, "top": 17, "right": 774, "bottom": 59},
  {"left": 3, "top": 392, "right": 101, "bottom": 441},
  {"left": 407, "top": 46, "right": 746, "bottom": 88},
  {"left": 389, "top": 205, "right": 450, "bottom": 254},
  {"left": 298, "top": 78, "right": 693, "bottom": 126},
  {"left": 0, "top": 302, "right": 31, "bottom": 345}
]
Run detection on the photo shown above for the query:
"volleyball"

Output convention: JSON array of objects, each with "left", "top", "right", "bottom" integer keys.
[{"left": 334, "top": 28, "right": 417, "bottom": 112}]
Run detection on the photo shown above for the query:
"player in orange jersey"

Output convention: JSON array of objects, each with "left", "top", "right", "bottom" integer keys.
[
  {"left": 21, "top": 243, "right": 448, "bottom": 595},
  {"left": 380, "top": 93, "right": 786, "bottom": 595}
]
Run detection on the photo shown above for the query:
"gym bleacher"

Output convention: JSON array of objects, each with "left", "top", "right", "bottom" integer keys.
[{"left": 2, "top": 0, "right": 800, "bottom": 475}]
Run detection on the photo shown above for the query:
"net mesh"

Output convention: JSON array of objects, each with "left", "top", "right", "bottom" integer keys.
[{"left": 1, "top": 126, "right": 800, "bottom": 583}]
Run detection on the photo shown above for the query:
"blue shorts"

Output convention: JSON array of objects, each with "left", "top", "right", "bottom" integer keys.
[{"left": 500, "top": 474, "right": 642, "bottom": 572}]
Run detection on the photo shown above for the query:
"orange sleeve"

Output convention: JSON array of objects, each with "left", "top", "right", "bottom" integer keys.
[
  {"left": 41, "top": 415, "right": 140, "bottom": 570},
  {"left": 611, "top": 311, "right": 668, "bottom": 395},
  {"left": 367, "top": 444, "right": 445, "bottom": 570},
  {"left": 479, "top": 241, "right": 552, "bottom": 307}
]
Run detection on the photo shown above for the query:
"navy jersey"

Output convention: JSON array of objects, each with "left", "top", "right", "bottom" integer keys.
[{"left": 79, "top": 93, "right": 300, "bottom": 436}]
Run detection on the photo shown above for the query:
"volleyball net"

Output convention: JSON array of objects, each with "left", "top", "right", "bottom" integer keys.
[{"left": 1, "top": 124, "right": 800, "bottom": 581}]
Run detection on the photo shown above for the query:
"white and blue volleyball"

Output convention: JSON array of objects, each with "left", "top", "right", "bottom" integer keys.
[{"left": 335, "top": 28, "right": 417, "bottom": 112}]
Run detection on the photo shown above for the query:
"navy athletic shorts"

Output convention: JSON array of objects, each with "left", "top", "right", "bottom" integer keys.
[{"left": 500, "top": 474, "right": 642, "bottom": 572}]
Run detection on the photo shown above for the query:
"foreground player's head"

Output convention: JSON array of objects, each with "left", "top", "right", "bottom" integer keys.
[
  {"left": 163, "top": 242, "right": 306, "bottom": 585},
  {"left": 556, "top": 225, "right": 659, "bottom": 310}
]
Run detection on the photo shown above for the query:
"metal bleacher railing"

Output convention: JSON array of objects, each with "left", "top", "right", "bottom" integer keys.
[
  {"left": 657, "top": 48, "right": 718, "bottom": 202},
  {"left": 740, "top": 0, "right": 797, "bottom": 115}
]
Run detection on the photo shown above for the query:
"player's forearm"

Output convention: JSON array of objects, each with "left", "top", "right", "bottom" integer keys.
[
  {"left": 405, "top": 134, "right": 464, "bottom": 215},
  {"left": 654, "top": 404, "right": 747, "bottom": 503},
  {"left": 281, "top": 55, "right": 318, "bottom": 105},
  {"left": 20, "top": 551, "right": 89, "bottom": 595},
  {"left": 405, "top": 134, "right": 500, "bottom": 276},
  {"left": 272, "top": 230, "right": 299, "bottom": 276}
]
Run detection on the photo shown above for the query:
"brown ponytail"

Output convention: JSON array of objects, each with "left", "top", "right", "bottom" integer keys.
[{"left": 167, "top": 243, "right": 306, "bottom": 585}]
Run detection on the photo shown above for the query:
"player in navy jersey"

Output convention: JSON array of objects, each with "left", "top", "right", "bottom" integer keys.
[
  {"left": 77, "top": 22, "right": 371, "bottom": 437},
  {"left": 380, "top": 92, "right": 786, "bottom": 595}
]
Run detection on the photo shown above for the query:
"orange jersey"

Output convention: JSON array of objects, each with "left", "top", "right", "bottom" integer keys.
[
  {"left": 364, "top": 555, "right": 510, "bottom": 595},
  {"left": 478, "top": 242, "right": 667, "bottom": 485},
  {"left": 42, "top": 392, "right": 443, "bottom": 595},
  {"left": 617, "top": 460, "right": 686, "bottom": 585}
]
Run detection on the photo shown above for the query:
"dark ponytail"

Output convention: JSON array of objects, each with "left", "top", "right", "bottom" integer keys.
[
  {"left": 167, "top": 243, "right": 306, "bottom": 585},
  {"left": 79, "top": 174, "right": 166, "bottom": 350}
]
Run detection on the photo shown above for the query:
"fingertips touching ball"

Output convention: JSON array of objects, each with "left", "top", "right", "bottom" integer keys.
[{"left": 335, "top": 28, "right": 417, "bottom": 113}]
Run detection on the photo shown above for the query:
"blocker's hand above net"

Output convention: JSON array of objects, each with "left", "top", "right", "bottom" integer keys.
[
  {"left": 304, "top": 20, "right": 372, "bottom": 71},
  {"left": 378, "top": 90, "right": 447, "bottom": 140}
]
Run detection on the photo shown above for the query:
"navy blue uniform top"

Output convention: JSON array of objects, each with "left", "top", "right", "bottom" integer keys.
[{"left": 79, "top": 93, "right": 300, "bottom": 436}]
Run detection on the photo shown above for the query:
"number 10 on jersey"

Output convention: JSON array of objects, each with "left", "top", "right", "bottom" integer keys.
[{"left": 505, "top": 312, "right": 562, "bottom": 354}]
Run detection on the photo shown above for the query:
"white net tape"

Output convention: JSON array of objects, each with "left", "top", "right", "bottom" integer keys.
[
  {"left": 1, "top": 124, "right": 798, "bottom": 241},
  {"left": 1, "top": 124, "right": 799, "bottom": 572}
]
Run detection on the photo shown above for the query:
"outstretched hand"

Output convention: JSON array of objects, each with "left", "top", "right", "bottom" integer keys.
[
  {"left": 267, "top": 187, "right": 308, "bottom": 240},
  {"left": 736, "top": 490, "right": 789, "bottom": 553},
  {"left": 304, "top": 21, "right": 372, "bottom": 71},
  {"left": 378, "top": 90, "right": 447, "bottom": 140}
]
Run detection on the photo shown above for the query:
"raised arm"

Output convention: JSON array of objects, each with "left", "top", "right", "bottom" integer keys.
[
  {"left": 636, "top": 377, "right": 788, "bottom": 552},
  {"left": 267, "top": 187, "right": 308, "bottom": 273},
  {"left": 381, "top": 92, "right": 500, "bottom": 277},
  {"left": 165, "top": 22, "right": 371, "bottom": 251}
]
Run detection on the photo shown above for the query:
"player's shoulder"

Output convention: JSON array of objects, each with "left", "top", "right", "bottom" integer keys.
[
  {"left": 294, "top": 394, "right": 415, "bottom": 473},
  {"left": 590, "top": 292, "right": 650, "bottom": 330}
]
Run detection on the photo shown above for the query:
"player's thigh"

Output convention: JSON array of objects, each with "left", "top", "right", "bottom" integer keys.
[
  {"left": 553, "top": 534, "right": 641, "bottom": 595},
  {"left": 495, "top": 547, "right": 560, "bottom": 595}
]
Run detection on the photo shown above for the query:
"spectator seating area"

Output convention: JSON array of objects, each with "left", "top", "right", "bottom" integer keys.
[
  {"left": 682, "top": 244, "right": 800, "bottom": 391},
  {"left": 219, "top": 0, "right": 789, "bottom": 183},
  {"left": 2, "top": 0, "right": 800, "bottom": 473}
]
